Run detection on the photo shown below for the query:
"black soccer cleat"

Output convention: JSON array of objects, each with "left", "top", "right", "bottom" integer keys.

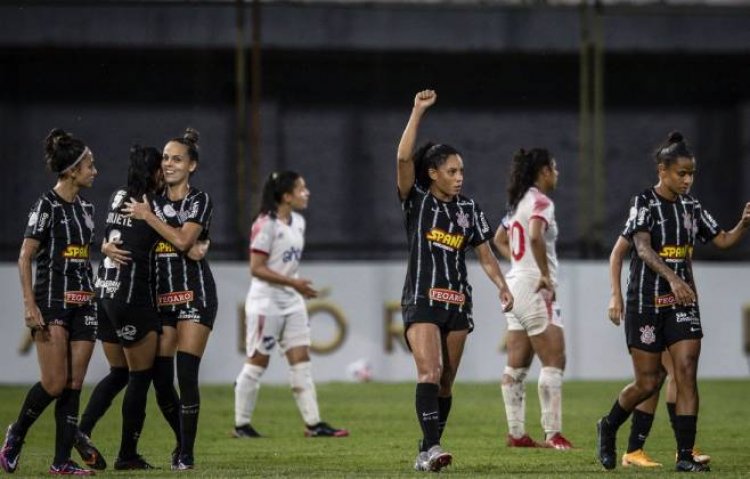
[
  {"left": 304, "top": 421, "right": 349, "bottom": 438},
  {"left": 233, "top": 424, "right": 262, "bottom": 438},
  {"left": 113, "top": 455, "right": 155, "bottom": 470},
  {"left": 596, "top": 416, "right": 617, "bottom": 470},
  {"left": 675, "top": 459, "right": 711, "bottom": 473},
  {"left": 0, "top": 424, "right": 24, "bottom": 473},
  {"left": 74, "top": 430, "right": 107, "bottom": 470}
]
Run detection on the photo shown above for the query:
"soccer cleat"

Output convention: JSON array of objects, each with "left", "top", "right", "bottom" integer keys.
[
  {"left": 596, "top": 416, "right": 617, "bottom": 470},
  {"left": 170, "top": 445, "right": 180, "bottom": 470},
  {"left": 506, "top": 434, "right": 542, "bottom": 448},
  {"left": 233, "top": 424, "right": 262, "bottom": 438},
  {"left": 304, "top": 422, "right": 349, "bottom": 437},
  {"left": 0, "top": 424, "right": 24, "bottom": 473},
  {"left": 622, "top": 449, "right": 662, "bottom": 467},
  {"left": 675, "top": 459, "right": 711, "bottom": 472},
  {"left": 172, "top": 454, "right": 194, "bottom": 471},
  {"left": 425, "top": 444, "right": 452, "bottom": 472},
  {"left": 73, "top": 430, "right": 106, "bottom": 470},
  {"left": 113, "top": 455, "right": 155, "bottom": 470},
  {"left": 413, "top": 451, "right": 430, "bottom": 472},
  {"left": 675, "top": 447, "right": 711, "bottom": 465},
  {"left": 692, "top": 448, "right": 711, "bottom": 465},
  {"left": 545, "top": 432, "right": 574, "bottom": 450},
  {"left": 49, "top": 460, "right": 95, "bottom": 476}
]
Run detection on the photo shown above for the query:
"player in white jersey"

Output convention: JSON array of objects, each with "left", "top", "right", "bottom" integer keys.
[
  {"left": 493, "top": 148, "right": 573, "bottom": 450},
  {"left": 233, "top": 171, "right": 348, "bottom": 439}
]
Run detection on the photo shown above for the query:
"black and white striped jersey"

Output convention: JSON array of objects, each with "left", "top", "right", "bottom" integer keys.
[
  {"left": 400, "top": 184, "right": 493, "bottom": 312},
  {"left": 24, "top": 189, "right": 96, "bottom": 308},
  {"left": 622, "top": 188, "right": 720, "bottom": 314},
  {"left": 95, "top": 189, "right": 160, "bottom": 306},
  {"left": 151, "top": 187, "right": 217, "bottom": 312}
]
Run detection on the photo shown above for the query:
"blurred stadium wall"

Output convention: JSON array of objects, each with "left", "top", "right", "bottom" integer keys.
[{"left": 2, "top": 1, "right": 750, "bottom": 260}]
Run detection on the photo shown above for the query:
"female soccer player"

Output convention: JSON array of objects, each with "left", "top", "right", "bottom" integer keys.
[
  {"left": 233, "top": 171, "right": 348, "bottom": 439},
  {"left": 0, "top": 129, "right": 98, "bottom": 475},
  {"left": 608, "top": 235, "right": 710, "bottom": 468},
  {"left": 123, "top": 128, "right": 217, "bottom": 470},
  {"left": 595, "top": 131, "right": 750, "bottom": 472},
  {"left": 493, "top": 148, "right": 573, "bottom": 450},
  {"left": 397, "top": 90, "right": 513, "bottom": 472}
]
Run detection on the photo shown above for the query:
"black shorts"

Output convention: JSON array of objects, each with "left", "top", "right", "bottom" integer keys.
[
  {"left": 96, "top": 301, "right": 119, "bottom": 344},
  {"left": 38, "top": 303, "right": 97, "bottom": 342},
  {"left": 159, "top": 302, "right": 217, "bottom": 331},
  {"left": 100, "top": 298, "right": 160, "bottom": 346},
  {"left": 402, "top": 303, "right": 473, "bottom": 349},
  {"left": 625, "top": 303, "right": 703, "bottom": 353}
]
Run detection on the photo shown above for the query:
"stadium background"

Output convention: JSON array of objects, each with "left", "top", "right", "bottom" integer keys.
[{"left": 1, "top": 0, "right": 749, "bottom": 385}]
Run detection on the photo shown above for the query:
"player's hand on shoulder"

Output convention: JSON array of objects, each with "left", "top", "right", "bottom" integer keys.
[{"left": 414, "top": 90, "right": 437, "bottom": 110}]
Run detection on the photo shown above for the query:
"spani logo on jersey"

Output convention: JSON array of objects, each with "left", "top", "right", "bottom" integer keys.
[
  {"left": 426, "top": 228, "right": 465, "bottom": 251},
  {"left": 282, "top": 247, "right": 302, "bottom": 263}
]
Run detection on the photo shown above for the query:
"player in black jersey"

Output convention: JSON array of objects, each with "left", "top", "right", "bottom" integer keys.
[
  {"left": 397, "top": 90, "right": 514, "bottom": 472},
  {"left": 73, "top": 147, "right": 209, "bottom": 471},
  {"left": 607, "top": 235, "right": 710, "bottom": 468},
  {"left": 123, "top": 128, "right": 217, "bottom": 471},
  {"left": 1, "top": 129, "right": 98, "bottom": 476},
  {"left": 596, "top": 131, "right": 750, "bottom": 472}
]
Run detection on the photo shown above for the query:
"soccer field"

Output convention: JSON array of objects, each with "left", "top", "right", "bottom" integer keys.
[{"left": 0, "top": 380, "right": 748, "bottom": 477}]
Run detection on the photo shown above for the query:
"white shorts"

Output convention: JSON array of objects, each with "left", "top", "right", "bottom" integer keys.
[
  {"left": 245, "top": 307, "right": 311, "bottom": 357},
  {"left": 504, "top": 275, "right": 563, "bottom": 336}
]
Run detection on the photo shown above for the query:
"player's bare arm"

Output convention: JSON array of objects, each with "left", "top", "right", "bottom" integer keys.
[
  {"left": 396, "top": 90, "right": 436, "bottom": 200},
  {"left": 633, "top": 230, "right": 695, "bottom": 305}
]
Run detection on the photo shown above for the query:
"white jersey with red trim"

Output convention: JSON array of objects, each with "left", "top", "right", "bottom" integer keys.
[
  {"left": 505, "top": 187, "right": 559, "bottom": 285},
  {"left": 246, "top": 211, "right": 306, "bottom": 314}
]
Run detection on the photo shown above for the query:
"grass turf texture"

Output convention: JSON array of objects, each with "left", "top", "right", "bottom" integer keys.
[{"left": 0, "top": 380, "right": 748, "bottom": 477}]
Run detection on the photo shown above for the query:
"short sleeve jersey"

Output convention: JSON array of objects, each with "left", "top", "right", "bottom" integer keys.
[
  {"left": 622, "top": 188, "right": 720, "bottom": 314},
  {"left": 400, "top": 184, "right": 492, "bottom": 312},
  {"left": 505, "top": 187, "right": 559, "bottom": 285},
  {"left": 95, "top": 189, "right": 161, "bottom": 306},
  {"left": 151, "top": 187, "right": 217, "bottom": 312},
  {"left": 24, "top": 189, "right": 96, "bottom": 308},
  {"left": 247, "top": 211, "right": 306, "bottom": 313}
]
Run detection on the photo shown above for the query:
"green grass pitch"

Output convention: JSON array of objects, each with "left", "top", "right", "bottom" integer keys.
[{"left": 0, "top": 380, "right": 748, "bottom": 477}]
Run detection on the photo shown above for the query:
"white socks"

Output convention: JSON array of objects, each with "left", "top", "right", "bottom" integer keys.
[
  {"left": 501, "top": 366, "right": 528, "bottom": 438},
  {"left": 234, "top": 363, "right": 265, "bottom": 427},
  {"left": 538, "top": 366, "right": 564, "bottom": 439},
  {"left": 289, "top": 361, "right": 321, "bottom": 426}
]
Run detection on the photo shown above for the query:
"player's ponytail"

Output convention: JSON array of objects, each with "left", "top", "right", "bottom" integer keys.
[
  {"left": 44, "top": 128, "right": 88, "bottom": 176},
  {"left": 256, "top": 170, "right": 301, "bottom": 220},
  {"left": 507, "top": 148, "right": 553, "bottom": 213}
]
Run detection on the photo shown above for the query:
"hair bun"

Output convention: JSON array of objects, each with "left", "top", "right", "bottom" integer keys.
[
  {"left": 667, "top": 131, "right": 684, "bottom": 144},
  {"left": 45, "top": 128, "right": 70, "bottom": 156},
  {"left": 183, "top": 127, "right": 200, "bottom": 145}
]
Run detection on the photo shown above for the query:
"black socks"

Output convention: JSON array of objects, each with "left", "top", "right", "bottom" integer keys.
[{"left": 415, "top": 383, "right": 440, "bottom": 451}]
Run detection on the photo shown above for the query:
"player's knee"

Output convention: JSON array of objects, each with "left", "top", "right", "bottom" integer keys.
[
  {"left": 41, "top": 377, "right": 66, "bottom": 397},
  {"left": 502, "top": 366, "right": 529, "bottom": 385},
  {"left": 417, "top": 365, "right": 442, "bottom": 384}
]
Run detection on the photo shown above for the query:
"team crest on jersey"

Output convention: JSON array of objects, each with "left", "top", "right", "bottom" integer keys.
[
  {"left": 163, "top": 204, "right": 177, "bottom": 218},
  {"left": 455, "top": 211, "right": 470, "bottom": 229},
  {"left": 682, "top": 211, "right": 693, "bottom": 232},
  {"left": 639, "top": 325, "right": 656, "bottom": 345},
  {"left": 82, "top": 211, "right": 95, "bottom": 231}
]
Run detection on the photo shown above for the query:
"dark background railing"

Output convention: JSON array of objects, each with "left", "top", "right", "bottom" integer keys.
[{"left": 1, "top": 1, "right": 749, "bottom": 261}]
